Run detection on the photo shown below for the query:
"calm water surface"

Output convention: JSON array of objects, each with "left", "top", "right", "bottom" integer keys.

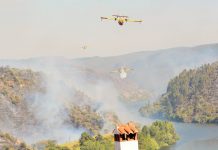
[
  {"left": 162, "top": 122, "right": 218, "bottom": 150},
  {"left": 125, "top": 101, "right": 218, "bottom": 150}
]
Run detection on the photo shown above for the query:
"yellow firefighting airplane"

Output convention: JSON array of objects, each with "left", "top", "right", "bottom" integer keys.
[{"left": 101, "top": 15, "right": 142, "bottom": 26}]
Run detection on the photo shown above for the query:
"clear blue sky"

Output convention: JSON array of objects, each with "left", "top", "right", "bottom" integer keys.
[{"left": 0, "top": 0, "right": 218, "bottom": 58}]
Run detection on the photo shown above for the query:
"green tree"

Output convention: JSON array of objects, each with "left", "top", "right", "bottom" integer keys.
[
  {"left": 79, "top": 132, "right": 94, "bottom": 146},
  {"left": 79, "top": 132, "right": 113, "bottom": 150},
  {"left": 45, "top": 140, "right": 70, "bottom": 150},
  {"left": 139, "top": 133, "right": 159, "bottom": 150},
  {"left": 139, "top": 121, "right": 179, "bottom": 149}
]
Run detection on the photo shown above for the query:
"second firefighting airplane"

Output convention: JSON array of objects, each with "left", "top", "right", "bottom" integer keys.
[
  {"left": 82, "top": 45, "right": 88, "bottom": 50},
  {"left": 101, "top": 15, "right": 142, "bottom": 26},
  {"left": 111, "top": 67, "right": 133, "bottom": 79}
]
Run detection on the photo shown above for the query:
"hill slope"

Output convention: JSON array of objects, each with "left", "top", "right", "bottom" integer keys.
[
  {"left": 1, "top": 43, "right": 218, "bottom": 98},
  {"left": 0, "top": 43, "right": 218, "bottom": 142},
  {"left": 0, "top": 67, "right": 44, "bottom": 133},
  {"left": 71, "top": 43, "right": 218, "bottom": 95},
  {"left": 159, "top": 62, "right": 218, "bottom": 123}
]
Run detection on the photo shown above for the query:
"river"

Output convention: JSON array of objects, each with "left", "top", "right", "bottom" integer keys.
[
  {"left": 162, "top": 122, "right": 218, "bottom": 150},
  {"left": 124, "top": 101, "right": 218, "bottom": 150}
]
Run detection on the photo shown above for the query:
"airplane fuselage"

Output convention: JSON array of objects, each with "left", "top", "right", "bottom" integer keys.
[
  {"left": 119, "top": 68, "right": 127, "bottom": 79},
  {"left": 120, "top": 71, "right": 127, "bottom": 79},
  {"left": 116, "top": 17, "right": 126, "bottom": 26}
]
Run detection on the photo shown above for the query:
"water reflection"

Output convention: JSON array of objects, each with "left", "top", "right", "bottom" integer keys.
[{"left": 162, "top": 122, "right": 218, "bottom": 150}]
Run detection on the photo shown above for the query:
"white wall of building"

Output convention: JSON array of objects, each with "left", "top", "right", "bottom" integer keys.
[{"left": 115, "top": 141, "right": 138, "bottom": 150}]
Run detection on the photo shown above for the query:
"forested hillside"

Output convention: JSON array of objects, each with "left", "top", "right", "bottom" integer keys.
[
  {"left": 0, "top": 132, "right": 31, "bottom": 150},
  {"left": 0, "top": 67, "right": 106, "bottom": 141},
  {"left": 160, "top": 62, "right": 218, "bottom": 123},
  {"left": 0, "top": 67, "right": 44, "bottom": 104},
  {"left": 0, "top": 67, "right": 44, "bottom": 133}
]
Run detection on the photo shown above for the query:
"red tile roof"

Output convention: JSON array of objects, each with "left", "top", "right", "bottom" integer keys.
[{"left": 114, "top": 122, "right": 138, "bottom": 135}]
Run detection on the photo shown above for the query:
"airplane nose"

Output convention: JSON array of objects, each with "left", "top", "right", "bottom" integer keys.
[{"left": 118, "top": 22, "right": 124, "bottom": 25}]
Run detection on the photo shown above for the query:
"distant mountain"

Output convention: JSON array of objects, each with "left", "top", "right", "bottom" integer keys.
[
  {"left": 70, "top": 43, "right": 218, "bottom": 96},
  {"left": 1, "top": 43, "right": 218, "bottom": 98},
  {"left": 158, "top": 61, "right": 218, "bottom": 123}
]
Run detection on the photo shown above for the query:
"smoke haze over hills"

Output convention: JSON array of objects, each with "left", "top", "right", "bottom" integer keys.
[{"left": 0, "top": 44, "right": 217, "bottom": 143}]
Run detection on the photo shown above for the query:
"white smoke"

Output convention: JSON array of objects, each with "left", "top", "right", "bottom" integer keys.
[
  {"left": 12, "top": 58, "right": 147, "bottom": 144},
  {"left": 0, "top": 44, "right": 217, "bottom": 144}
]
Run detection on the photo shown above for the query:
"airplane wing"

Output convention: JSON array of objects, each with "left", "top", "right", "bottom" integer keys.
[
  {"left": 101, "top": 16, "right": 116, "bottom": 21},
  {"left": 111, "top": 70, "right": 119, "bottom": 73},
  {"left": 126, "top": 19, "right": 143, "bottom": 23},
  {"left": 124, "top": 67, "right": 133, "bottom": 72},
  {"left": 113, "top": 15, "right": 128, "bottom": 18},
  {"left": 82, "top": 46, "right": 87, "bottom": 50}
]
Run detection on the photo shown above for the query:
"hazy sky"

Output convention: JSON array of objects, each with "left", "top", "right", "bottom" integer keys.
[{"left": 0, "top": 0, "right": 218, "bottom": 59}]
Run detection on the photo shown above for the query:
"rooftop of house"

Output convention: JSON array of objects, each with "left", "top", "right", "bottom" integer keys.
[{"left": 113, "top": 122, "right": 138, "bottom": 135}]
